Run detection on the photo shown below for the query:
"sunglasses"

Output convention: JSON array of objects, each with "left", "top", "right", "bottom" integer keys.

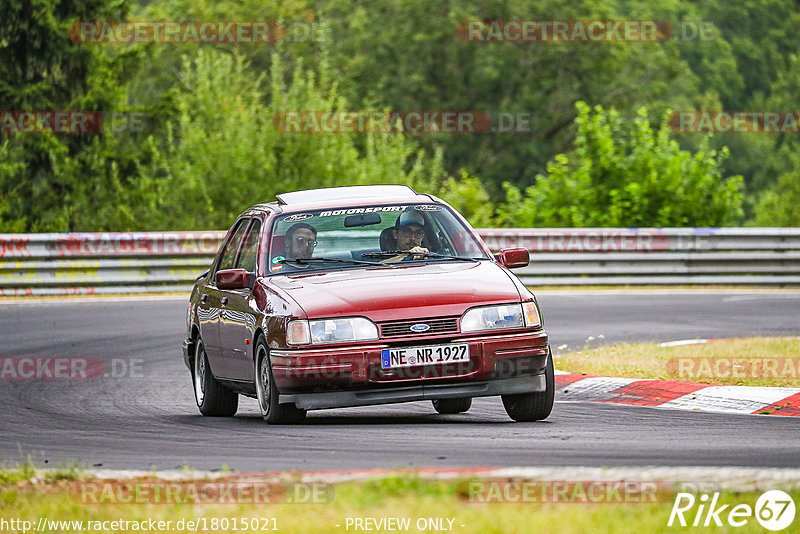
[
  {"left": 398, "top": 228, "right": 424, "bottom": 239},
  {"left": 294, "top": 237, "right": 318, "bottom": 246}
]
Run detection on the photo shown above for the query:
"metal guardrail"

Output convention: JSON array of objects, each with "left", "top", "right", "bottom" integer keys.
[
  {"left": 0, "top": 232, "right": 225, "bottom": 296},
  {"left": 481, "top": 228, "right": 800, "bottom": 286},
  {"left": 1, "top": 228, "right": 799, "bottom": 295}
]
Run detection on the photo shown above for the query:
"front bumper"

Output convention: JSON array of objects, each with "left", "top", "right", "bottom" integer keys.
[
  {"left": 280, "top": 374, "right": 545, "bottom": 410},
  {"left": 270, "top": 330, "right": 548, "bottom": 398}
]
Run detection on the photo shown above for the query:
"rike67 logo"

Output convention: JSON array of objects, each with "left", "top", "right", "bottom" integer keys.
[{"left": 668, "top": 490, "right": 796, "bottom": 531}]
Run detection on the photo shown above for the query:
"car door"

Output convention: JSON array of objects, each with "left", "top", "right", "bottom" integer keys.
[
  {"left": 201, "top": 218, "right": 249, "bottom": 377},
  {"left": 218, "top": 217, "right": 263, "bottom": 381}
]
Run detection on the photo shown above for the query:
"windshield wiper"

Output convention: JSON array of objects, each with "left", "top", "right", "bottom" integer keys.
[
  {"left": 277, "top": 257, "right": 385, "bottom": 266},
  {"left": 362, "top": 251, "right": 480, "bottom": 262},
  {"left": 421, "top": 252, "right": 481, "bottom": 262}
]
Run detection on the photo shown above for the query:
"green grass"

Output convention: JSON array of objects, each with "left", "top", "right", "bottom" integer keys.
[
  {"left": 2, "top": 472, "right": 798, "bottom": 533},
  {"left": 555, "top": 336, "right": 800, "bottom": 387}
]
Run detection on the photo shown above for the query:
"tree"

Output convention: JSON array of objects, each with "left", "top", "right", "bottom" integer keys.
[
  {"left": 498, "top": 102, "right": 743, "bottom": 227},
  {"left": 319, "top": 0, "right": 702, "bottom": 198},
  {"left": 126, "top": 49, "right": 452, "bottom": 230},
  {"left": 0, "top": 0, "right": 138, "bottom": 231},
  {"left": 749, "top": 146, "right": 800, "bottom": 226}
]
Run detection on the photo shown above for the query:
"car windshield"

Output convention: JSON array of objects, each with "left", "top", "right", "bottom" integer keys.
[{"left": 266, "top": 203, "right": 490, "bottom": 273}]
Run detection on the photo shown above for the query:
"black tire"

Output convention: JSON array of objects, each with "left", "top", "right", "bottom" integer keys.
[
  {"left": 501, "top": 346, "right": 555, "bottom": 422},
  {"left": 193, "top": 337, "right": 238, "bottom": 416},
  {"left": 254, "top": 337, "right": 307, "bottom": 424},
  {"left": 432, "top": 398, "right": 472, "bottom": 414}
]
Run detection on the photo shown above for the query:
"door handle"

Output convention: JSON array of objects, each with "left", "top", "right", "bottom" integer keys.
[
  {"left": 201, "top": 294, "right": 208, "bottom": 303},
  {"left": 221, "top": 296, "right": 229, "bottom": 306}
]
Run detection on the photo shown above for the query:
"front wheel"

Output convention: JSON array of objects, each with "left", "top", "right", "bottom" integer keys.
[
  {"left": 501, "top": 347, "right": 554, "bottom": 422},
  {"left": 193, "top": 338, "right": 238, "bottom": 416},
  {"left": 254, "top": 337, "right": 307, "bottom": 424},
  {"left": 432, "top": 398, "right": 472, "bottom": 414}
]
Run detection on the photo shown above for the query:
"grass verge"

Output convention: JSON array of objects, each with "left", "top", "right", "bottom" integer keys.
[
  {"left": 2, "top": 470, "right": 798, "bottom": 534},
  {"left": 554, "top": 336, "right": 800, "bottom": 387}
]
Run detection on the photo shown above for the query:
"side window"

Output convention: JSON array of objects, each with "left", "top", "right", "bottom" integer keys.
[
  {"left": 216, "top": 218, "right": 249, "bottom": 273},
  {"left": 236, "top": 219, "right": 262, "bottom": 273}
]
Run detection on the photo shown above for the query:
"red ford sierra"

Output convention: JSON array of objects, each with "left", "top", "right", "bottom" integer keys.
[{"left": 182, "top": 185, "right": 553, "bottom": 424}]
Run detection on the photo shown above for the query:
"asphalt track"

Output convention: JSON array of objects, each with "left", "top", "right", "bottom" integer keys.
[{"left": 1, "top": 291, "right": 799, "bottom": 471}]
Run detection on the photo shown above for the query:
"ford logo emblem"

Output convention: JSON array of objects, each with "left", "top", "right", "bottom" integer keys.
[
  {"left": 410, "top": 323, "right": 430, "bottom": 333},
  {"left": 284, "top": 213, "right": 313, "bottom": 222}
]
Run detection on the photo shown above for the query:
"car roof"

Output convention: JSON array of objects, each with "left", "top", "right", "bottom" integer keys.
[{"left": 246, "top": 185, "right": 440, "bottom": 214}]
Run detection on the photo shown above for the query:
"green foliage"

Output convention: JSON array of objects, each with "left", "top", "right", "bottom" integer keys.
[
  {"left": 2, "top": 0, "right": 798, "bottom": 230},
  {"left": 750, "top": 166, "right": 800, "bottom": 226},
  {"left": 127, "top": 49, "right": 449, "bottom": 230},
  {"left": 318, "top": 0, "right": 703, "bottom": 196},
  {"left": 499, "top": 102, "right": 743, "bottom": 227},
  {"left": 0, "top": 461, "right": 36, "bottom": 485},
  {"left": 0, "top": 0, "right": 139, "bottom": 232},
  {"left": 434, "top": 170, "right": 495, "bottom": 228}
]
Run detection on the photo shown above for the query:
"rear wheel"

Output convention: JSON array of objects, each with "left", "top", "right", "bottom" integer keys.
[
  {"left": 254, "top": 337, "right": 307, "bottom": 424},
  {"left": 432, "top": 398, "right": 472, "bottom": 414},
  {"left": 501, "top": 346, "right": 554, "bottom": 422},
  {"left": 193, "top": 338, "right": 238, "bottom": 416}
]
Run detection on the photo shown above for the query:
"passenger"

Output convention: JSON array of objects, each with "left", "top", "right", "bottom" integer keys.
[{"left": 283, "top": 223, "right": 318, "bottom": 260}]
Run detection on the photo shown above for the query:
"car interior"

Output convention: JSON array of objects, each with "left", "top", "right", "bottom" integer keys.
[{"left": 267, "top": 210, "right": 470, "bottom": 267}]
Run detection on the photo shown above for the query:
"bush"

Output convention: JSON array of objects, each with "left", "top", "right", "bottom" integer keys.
[
  {"left": 498, "top": 102, "right": 744, "bottom": 227},
  {"left": 128, "top": 50, "right": 451, "bottom": 230}
]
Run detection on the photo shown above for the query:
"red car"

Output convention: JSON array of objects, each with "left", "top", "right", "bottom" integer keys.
[{"left": 182, "top": 185, "right": 553, "bottom": 424}]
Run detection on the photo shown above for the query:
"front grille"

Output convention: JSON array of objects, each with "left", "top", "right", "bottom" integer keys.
[{"left": 379, "top": 317, "right": 459, "bottom": 338}]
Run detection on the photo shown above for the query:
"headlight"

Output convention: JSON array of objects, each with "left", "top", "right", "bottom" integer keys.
[
  {"left": 287, "top": 317, "right": 379, "bottom": 345},
  {"left": 460, "top": 302, "right": 540, "bottom": 333}
]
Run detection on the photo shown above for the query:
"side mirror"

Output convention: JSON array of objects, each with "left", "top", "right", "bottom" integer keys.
[
  {"left": 216, "top": 268, "right": 250, "bottom": 290},
  {"left": 496, "top": 248, "right": 529, "bottom": 269}
]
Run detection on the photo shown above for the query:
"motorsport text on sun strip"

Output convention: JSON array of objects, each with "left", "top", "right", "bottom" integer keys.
[{"left": 318, "top": 206, "right": 407, "bottom": 217}]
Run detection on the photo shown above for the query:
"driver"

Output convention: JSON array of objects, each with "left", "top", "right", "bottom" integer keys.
[
  {"left": 283, "top": 223, "right": 318, "bottom": 260},
  {"left": 392, "top": 210, "right": 429, "bottom": 254}
]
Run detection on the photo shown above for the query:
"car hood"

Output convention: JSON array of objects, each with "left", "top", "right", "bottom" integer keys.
[{"left": 267, "top": 261, "right": 522, "bottom": 321}]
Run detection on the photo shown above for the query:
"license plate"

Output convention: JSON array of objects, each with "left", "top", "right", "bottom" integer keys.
[{"left": 381, "top": 343, "right": 470, "bottom": 369}]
